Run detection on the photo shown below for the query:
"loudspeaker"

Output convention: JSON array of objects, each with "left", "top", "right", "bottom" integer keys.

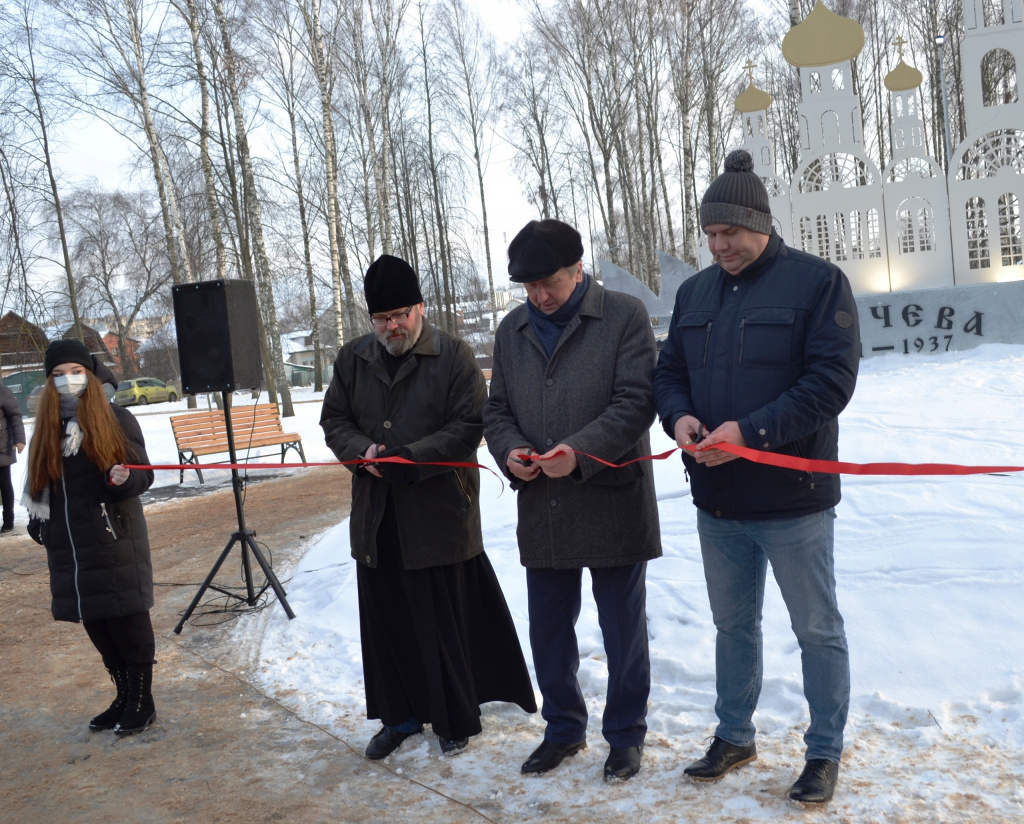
[{"left": 173, "top": 279, "right": 264, "bottom": 394}]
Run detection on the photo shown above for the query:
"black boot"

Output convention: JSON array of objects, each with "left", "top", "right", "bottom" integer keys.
[
  {"left": 114, "top": 666, "right": 156, "bottom": 736},
  {"left": 521, "top": 739, "right": 587, "bottom": 774},
  {"left": 604, "top": 745, "right": 643, "bottom": 780},
  {"left": 683, "top": 737, "right": 757, "bottom": 781},
  {"left": 788, "top": 759, "right": 839, "bottom": 804},
  {"left": 89, "top": 669, "right": 129, "bottom": 731}
]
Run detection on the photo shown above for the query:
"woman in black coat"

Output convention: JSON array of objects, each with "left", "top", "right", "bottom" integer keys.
[
  {"left": 26, "top": 339, "right": 157, "bottom": 736},
  {"left": 0, "top": 382, "right": 26, "bottom": 532}
]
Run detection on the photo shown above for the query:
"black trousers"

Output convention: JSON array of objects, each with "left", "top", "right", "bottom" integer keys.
[
  {"left": 526, "top": 563, "right": 651, "bottom": 748},
  {"left": 0, "top": 464, "right": 13, "bottom": 526},
  {"left": 83, "top": 611, "right": 156, "bottom": 673}
]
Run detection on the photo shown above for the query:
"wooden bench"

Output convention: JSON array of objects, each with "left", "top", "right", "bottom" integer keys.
[{"left": 170, "top": 404, "right": 306, "bottom": 484}]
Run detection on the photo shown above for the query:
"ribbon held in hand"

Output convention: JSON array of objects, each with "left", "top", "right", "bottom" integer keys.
[
  {"left": 529, "top": 444, "right": 1024, "bottom": 477},
  {"left": 128, "top": 444, "right": 1024, "bottom": 480}
]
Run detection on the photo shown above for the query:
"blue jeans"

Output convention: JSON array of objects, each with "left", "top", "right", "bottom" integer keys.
[
  {"left": 526, "top": 563, "right": 651, "bottom": 747},
  {"left": 696, "top": 508, "right": 849, "bottom": 763}
]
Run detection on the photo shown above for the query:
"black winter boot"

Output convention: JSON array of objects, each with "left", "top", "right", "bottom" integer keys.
[
  {"left": 114, "top": 666, "right": 156, "bottom": 736},
  {"left": 89, "top": 669, "right": 130, "bottom": 731}
]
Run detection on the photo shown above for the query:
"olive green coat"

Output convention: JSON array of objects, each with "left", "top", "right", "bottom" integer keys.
[{"left": 320, "top": 322, "right": 486, "bottom": 570}]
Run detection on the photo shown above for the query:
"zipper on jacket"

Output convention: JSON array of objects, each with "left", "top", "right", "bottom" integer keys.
[
  {"left": 100, "top": 502, "right": 118, "bottom": 540},
  {"left": 738, "top": 318, "right": 746, "bottom": 366},
  {"left": 61, "top": 478, "right": 83, "bottom": 622},
  {"left": 702, "top": 321, "right": 713, "bottom": 367}
]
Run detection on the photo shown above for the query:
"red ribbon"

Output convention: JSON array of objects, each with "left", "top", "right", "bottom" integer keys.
[
  {"left": 560, "top": 444, "right": 1023, "bottom": 476},
  {"left": 128, "top": 455, "right": 496, "bottom": 473},
  {"left": 128, "top": 445, "right": 1024, "bottom": 478}
]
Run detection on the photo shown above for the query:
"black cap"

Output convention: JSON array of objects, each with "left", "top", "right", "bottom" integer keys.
[
  {"left": 700, "top": 149, "right": 772, "bottom": 235},
  {"left": 507, "top": 219, "right": 584, "bottom": 283},
  {"left": 44, "top": 339, "right": 94, "bottom": 376},
  {"left": 363, "top": 255, "right": 424, "bottom": 314}
]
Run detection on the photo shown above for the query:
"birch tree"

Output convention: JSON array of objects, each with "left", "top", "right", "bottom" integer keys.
[
  {"left": 441, "top": 0, "right": 498, "bottom": 329},
  {"left": 57, "top": 0, "right": 193, "bottom": 286},
  {"left": 173, "top": 0, "right": 227, "bottom": 279},
  {"left": 414, "top": 1, "right": 456, "bottom": 333},
  {"left": 302, "top": 0, "right": 354, "bottom": 346},
  {"left": 210, "top": 0, "right": 293, "bottom": 415},
  {"left": 256, "top": 0, "right": 325, "bottom": 390},
  {"left": 3, "top": 1, "right": 85, "bottom": 340}
]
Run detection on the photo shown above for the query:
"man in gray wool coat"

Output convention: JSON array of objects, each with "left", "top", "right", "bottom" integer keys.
[{"left": 484, "top": 218, "right": 662, "bottom": 781}]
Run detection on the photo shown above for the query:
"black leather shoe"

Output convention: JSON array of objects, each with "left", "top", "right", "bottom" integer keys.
[
  {"left": 788, "top": 759, "right": 839, "bottom": 804},
  {"left": 365, "top": 726, "right": 421, "bottom": 760},
  {"left": 439, "top": 736, "right": 468, "bottom": 756},
  {"left": 521, "top": 738, "right": 587, "bottom": 774},
  {"left": 683, "top": 736, "right": 757, "bottom": 781},
  {"left": 603, "top": 745, "right": 643, "bottom": 780}
]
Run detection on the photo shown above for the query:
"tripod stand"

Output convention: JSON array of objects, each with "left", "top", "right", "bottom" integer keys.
[{"left": 174, "top": 391, "right": 295, "bottom": 634}]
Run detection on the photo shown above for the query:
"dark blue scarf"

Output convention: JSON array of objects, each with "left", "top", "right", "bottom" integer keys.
[{"left": 527, "top": 274, "right": 591, "bottom": 358}]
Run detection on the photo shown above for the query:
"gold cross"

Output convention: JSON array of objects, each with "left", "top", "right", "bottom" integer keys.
[
  {"left": 743, "top": 59, "right": 757, "bottom": 85},
  {"left": 894, "top": 35, "right": 907, "bottom": 58}
]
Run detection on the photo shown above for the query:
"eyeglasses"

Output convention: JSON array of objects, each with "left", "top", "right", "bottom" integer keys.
[{"left": 369, "top": 306, "right": 414, "bottom": 329}]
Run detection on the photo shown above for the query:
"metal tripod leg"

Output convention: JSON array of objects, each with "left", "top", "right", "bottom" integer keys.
[
  {"left": 241, "top": 531, "right": 295, "bottom": 619},
  {"left": 173, "top": 530, "right": 295, "bottom": 634},
  {"left": 173, "top": 390, "right": 297, "bottom": 635},
  {"left": 174, "top": 531, "right": 245, "bottom": 634}
]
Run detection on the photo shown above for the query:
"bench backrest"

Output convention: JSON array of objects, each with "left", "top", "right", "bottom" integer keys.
[{"left": 171, "top": 404, "right": 286, "bottom": 448}]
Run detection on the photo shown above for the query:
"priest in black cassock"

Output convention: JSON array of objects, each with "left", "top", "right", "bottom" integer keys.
[{"left": 321, "top": 254, "right": 537, "bottom": 759}]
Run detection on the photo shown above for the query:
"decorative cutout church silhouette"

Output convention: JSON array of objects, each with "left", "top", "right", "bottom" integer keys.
[
  {"left": 734, "top": 0, "right": 1023, "bottom": 291},
  {"left": 601, "top": 1, "right": 1024, "bottom": 357}
]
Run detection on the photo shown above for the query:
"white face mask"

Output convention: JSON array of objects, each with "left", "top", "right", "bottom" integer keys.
[{"left": 53, "top": 374, "right": 89, "bottom": 396}]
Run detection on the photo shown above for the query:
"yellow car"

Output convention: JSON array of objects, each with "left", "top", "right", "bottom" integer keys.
[{"left": 114, "top": 377, "right": 178, "bottom": 407}]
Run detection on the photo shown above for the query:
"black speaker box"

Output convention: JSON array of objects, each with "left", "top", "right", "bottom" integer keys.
[{"left": 172, "top": 279, "right": 264, "bottom": 394}]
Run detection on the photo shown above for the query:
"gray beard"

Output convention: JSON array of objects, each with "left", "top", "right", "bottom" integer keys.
[
  {"left": 382, "top": 334, "right": 415, "bottom": 356},
  {"left": 377, "top": 325, "right": 420, "bottom": 356}
]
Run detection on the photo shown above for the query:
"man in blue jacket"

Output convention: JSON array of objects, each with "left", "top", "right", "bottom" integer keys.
[{"left": 654, "top": 150, "right": 859, "bottom": 805}]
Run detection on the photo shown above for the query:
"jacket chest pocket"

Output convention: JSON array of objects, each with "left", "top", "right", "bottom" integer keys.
[
  {"left": 675, "top": 312, "right": 716, "bottom": 371},
  {"left": 739, "top": 308, "right": 800, "bottom": 367}
]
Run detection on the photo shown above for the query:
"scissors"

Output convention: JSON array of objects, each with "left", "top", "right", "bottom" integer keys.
[{"left": 688, "top": 423, "right": 707, "bottom": 446}]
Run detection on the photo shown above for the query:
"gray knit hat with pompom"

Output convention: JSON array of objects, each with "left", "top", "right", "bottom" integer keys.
[{"left": 699, "top": 149, "right": 772, "bottom": 235}]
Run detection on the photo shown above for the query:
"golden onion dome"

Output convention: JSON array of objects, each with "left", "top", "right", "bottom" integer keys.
[
  {"left": 885, "top": 58, "right": 923, "bottom": 92},
  {"left": 782, "top": 0, "right": 866, "bottom": 68},
  {"left": 736, "top": 81, "right": 773, "bottom": 113}
]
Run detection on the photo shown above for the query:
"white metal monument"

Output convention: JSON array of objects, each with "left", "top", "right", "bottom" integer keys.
[{"left": 602, "top": 0, "right": 1024, "bottom": 357}]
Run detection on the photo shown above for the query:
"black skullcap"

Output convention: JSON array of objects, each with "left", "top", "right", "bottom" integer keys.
[
  {"left": 363, "top": 254, "right": 424, "bottom": 314},
  {"left": 700, "top": 149, "right": 772, "bottom": 235},
  {"left": 45, "top": 338, "right": 95, "bottom": 376},
  {"left": 507, "top": 219, "right": 584, "bottom": 283}
]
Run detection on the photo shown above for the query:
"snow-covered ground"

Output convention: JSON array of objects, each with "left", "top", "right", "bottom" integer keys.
[{"left": 17, "top": 347, "right": 1024, "bottom": 820}]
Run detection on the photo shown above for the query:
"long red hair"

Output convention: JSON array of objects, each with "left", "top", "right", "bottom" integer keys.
[{"left": 28, "top": 372, "right": 129, "bottom": 497}]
